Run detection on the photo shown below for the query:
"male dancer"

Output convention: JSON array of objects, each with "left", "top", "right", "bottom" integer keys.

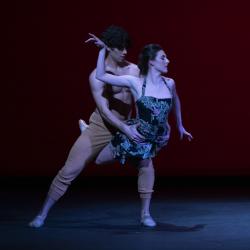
[{"left": 29, "top": 25, "right": 157, "bottom": 228}]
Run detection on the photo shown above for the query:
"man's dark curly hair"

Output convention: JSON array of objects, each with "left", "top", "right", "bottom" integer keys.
[{"left": 100, "top": 25, "right": 132, "bottom": 50}]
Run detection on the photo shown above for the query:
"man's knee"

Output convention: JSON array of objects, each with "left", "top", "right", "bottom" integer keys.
[
  {"left": 59, "top": 162, "right": 86, "bottom": 181},
  {"left": 95, "top": 154, "right": 113, "bottom": 165},
  {"left": 95, "top": 155, "right": 101, "bottom": 165},
  {"left": 94, "top": 145, "right": 114, "bottom": 165}
]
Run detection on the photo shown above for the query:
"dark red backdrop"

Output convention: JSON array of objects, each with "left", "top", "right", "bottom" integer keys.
[{"left": 7, "top": 0, "right": 250, "bottom": 176}]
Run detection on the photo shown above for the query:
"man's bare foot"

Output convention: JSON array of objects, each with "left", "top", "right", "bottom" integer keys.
[
  {"left": 79, "top": 119, "right": 89, "bottom": 132},
  {"left": 29, "top": 215, "right": 46, "bottom": 228}
]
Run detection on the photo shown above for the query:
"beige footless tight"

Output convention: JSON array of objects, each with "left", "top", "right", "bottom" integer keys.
[{"left": 48, "top": 110, "right": 155, "bottom": 201}]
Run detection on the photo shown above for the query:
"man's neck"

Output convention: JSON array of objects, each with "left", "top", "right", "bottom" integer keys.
[{"left": 105, "top": 54, "right": 125, "bottom": 70}]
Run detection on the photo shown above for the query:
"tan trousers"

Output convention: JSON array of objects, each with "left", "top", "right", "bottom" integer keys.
[{"left": 48, "top": 110, "right": 155, "bottom": 201}]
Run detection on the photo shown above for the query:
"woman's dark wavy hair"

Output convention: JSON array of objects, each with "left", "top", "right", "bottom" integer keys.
[
  {"left": 100, "top": 25, "right": 132, "bottom": 50},
  {"left": 138, "top": 44, "right": 163, "bottom": 75}
]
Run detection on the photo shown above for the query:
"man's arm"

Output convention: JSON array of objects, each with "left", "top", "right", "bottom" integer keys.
[
  {"left": 89, "top": 70, "right": 144, "bottom": 142},
  {"left": 96, "top": 48, "right": 137, "bottom": 89}
]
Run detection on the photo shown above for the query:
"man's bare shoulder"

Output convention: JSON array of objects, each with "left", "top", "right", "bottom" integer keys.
[
  {"left": 125, "top": 62, "right": 139, "bottom": 71},
  {"left": 126, "top": 62, "right": 138, "bottom": 69},
  {"left": 124, "top": 62, "right": 139, "bottom": 76}
]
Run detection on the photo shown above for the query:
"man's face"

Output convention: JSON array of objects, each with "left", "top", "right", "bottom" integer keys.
[{"left": 109, "top": 47, "right": 128, "bottom": 63}]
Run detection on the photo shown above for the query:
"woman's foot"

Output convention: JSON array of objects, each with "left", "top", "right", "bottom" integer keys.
[
  {"left": 79, "top": 119, "right": 89, "bottom": 132},
  {"left": 141, "top": 214, "right": 157, "bottom": 227},
  {"left": 28, "top": 215, "right": 46, "bottom": 228}
]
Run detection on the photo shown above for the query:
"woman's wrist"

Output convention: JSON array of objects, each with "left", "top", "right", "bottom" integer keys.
[
  {"left": 100, "top": 44, "right": 107, "bottom": 50},
  {"left": 178, "top": 124, "right": 184, "bottom": 131}
]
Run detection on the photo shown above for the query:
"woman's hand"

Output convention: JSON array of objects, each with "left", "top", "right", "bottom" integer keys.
[
  {"left": 85, "top": 33, "right": 106, "bottom": 49},
  {"left": 179, "top": 126, "right": 193, "bottom": 141}
]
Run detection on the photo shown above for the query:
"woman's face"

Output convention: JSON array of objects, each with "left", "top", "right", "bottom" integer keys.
[{"left": 150, "top": 50, "right": 169, "bottom": 73}]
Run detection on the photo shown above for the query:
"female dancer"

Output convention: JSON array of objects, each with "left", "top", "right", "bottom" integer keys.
[{"left": 86, "top": 33, "right": 193, "bottom": 226}]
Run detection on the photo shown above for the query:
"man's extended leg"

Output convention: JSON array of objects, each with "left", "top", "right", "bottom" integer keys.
[
  {"left": 29, "top": 130, "right": 97, "bottom": 227},
  {"left": 29, "top": 112, "right": 112, "bottom": 228}
]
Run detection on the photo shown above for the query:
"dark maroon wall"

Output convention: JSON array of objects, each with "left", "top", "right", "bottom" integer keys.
[{"left": 7, "top": 0, "right": 250, "bottom": 176}]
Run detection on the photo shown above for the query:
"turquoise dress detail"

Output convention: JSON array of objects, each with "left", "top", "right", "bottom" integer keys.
[{"left": 110, "top": 78, "right": 172, "bottom": 164}]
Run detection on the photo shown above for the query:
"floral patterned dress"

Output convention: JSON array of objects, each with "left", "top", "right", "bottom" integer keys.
[{"left": 110, "top": 78, "right": 172, "bottom": 164}]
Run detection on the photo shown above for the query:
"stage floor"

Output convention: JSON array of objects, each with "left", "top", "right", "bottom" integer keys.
[{"left": 1, "top": 177, "right": 250, "bottom": 250}]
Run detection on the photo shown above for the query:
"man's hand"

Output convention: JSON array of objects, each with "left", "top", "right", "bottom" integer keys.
[{"left": 122, "top": 123, "right": 145, "bottom": 143}]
